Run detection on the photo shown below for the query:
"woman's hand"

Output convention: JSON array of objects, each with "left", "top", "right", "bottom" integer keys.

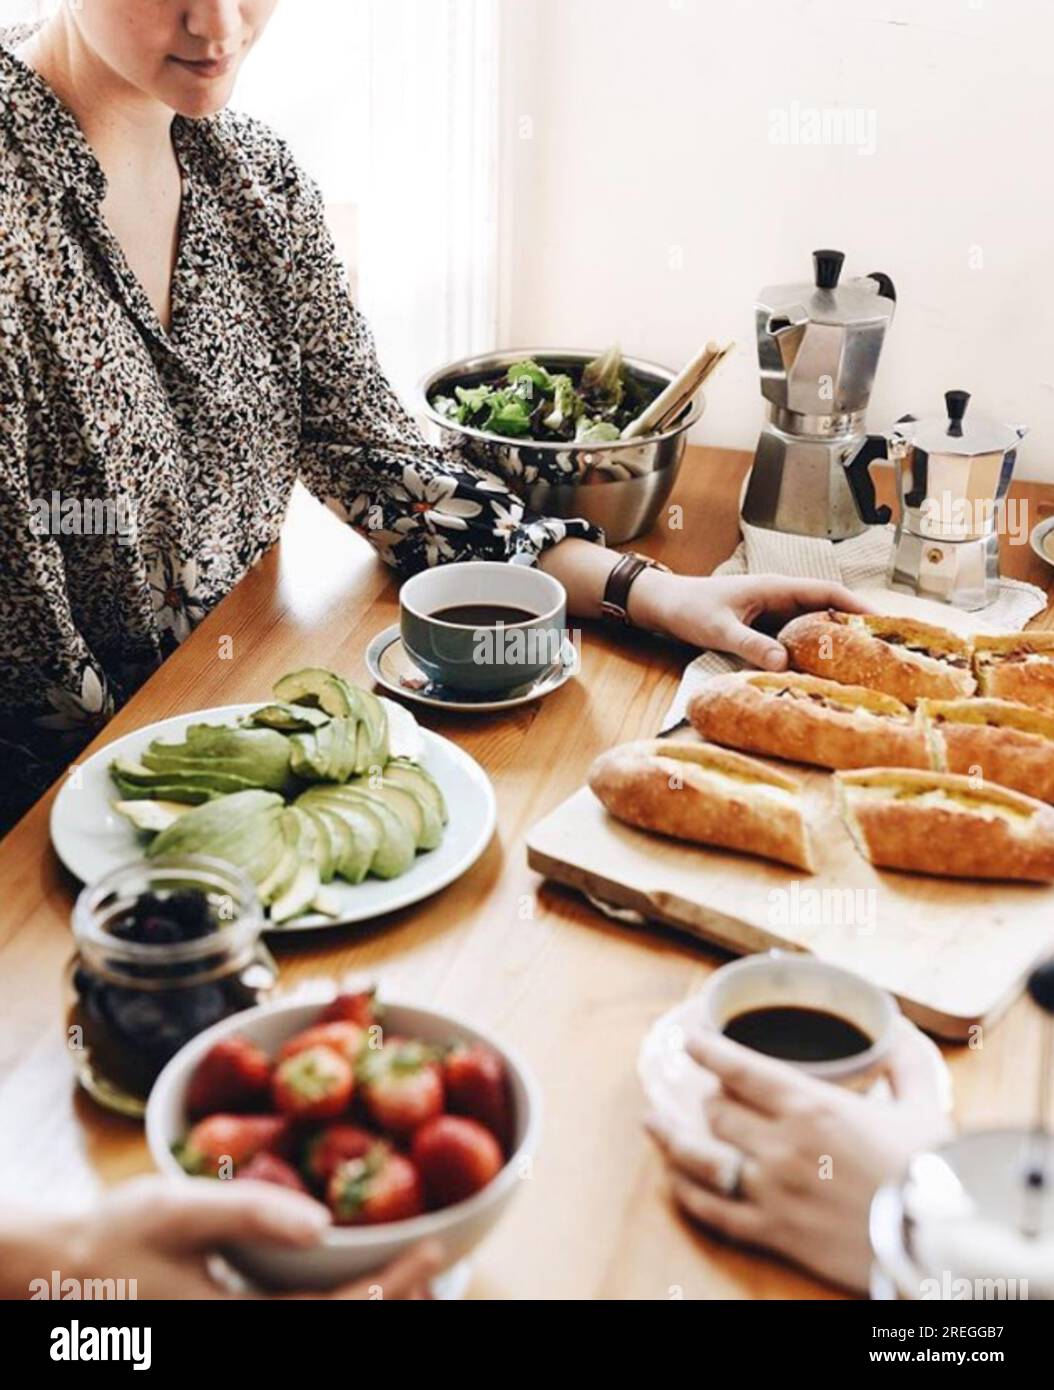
[
  {"left": 10, "top": 1178, "right": 442, "bottom": 1301},
  {"left": 645, "top": 1018, "right": 950, "bottom": 1293},
  {"left": 629, "top": 571, "right": 875, "bottom": 670}
]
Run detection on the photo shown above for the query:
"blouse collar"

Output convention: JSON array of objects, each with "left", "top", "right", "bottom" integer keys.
[{"left": 0, "top": 23, "right": 108, "bottom": 203}]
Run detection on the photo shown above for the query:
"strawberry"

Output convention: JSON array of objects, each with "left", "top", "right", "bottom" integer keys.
[
  {"left": 178, "top": 1114, "right": 291, "bottom": 1176},
  {"left": 277, "top": 1021, "right": 367, "bottom": 1069},
  {"left": 359, "top": 1038, "right": 444, "bottom": 1138},
  {"left": 412, "top": 1116, "right": 503, "bottom": 1208},
  {"left": 326, "top": 1149, "right": 424, "bottom": 1226},
  {"left": 236, "top": 1151, "right": 309, "bottom": 1193},
  {"left": 443, "top": 1042, "right": 513, "bottom": 1152},
  {"left": 185, "top": 1036, "right": 272, "bottom": 1118},
  {"left": 272, "top": 1045, "right": 354, "bottom": 1120},
  {"left": 319, "top": 989, "right": 379, "bottom": 1030},
  {"left": 303, "top": 1122, "right": 381, "bottom": 1188}
]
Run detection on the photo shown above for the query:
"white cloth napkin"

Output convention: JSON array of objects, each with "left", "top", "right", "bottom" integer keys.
[{"left": 661, "top": 521, "right": 1047, "bottom": 730}]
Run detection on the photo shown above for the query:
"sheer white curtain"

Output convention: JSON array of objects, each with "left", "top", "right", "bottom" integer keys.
[{"left": 358, "top": 0, "right": 501, "bottom": 404}]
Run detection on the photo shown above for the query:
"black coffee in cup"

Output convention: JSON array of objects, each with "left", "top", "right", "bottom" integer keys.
[{"left": 722, "top": 1005, "right": 873, "bottom": 1063}]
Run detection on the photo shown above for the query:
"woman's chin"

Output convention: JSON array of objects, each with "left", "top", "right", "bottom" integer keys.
[{"left": 162, "top": 74, "right": 239, "bottom": 120}]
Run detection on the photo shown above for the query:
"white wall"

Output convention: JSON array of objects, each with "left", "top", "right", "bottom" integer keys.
[{"left": 498, "top": 0, "right": 1054, "bottom": 478}]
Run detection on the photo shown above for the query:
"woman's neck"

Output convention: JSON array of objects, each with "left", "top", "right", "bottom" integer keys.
[{"left": 19, "top": 14, "right": 175, "bottom": 181}]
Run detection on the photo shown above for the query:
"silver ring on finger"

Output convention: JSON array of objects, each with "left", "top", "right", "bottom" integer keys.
[{"left": 720, "top": 1149, "right": 748, "bottom": 1201}]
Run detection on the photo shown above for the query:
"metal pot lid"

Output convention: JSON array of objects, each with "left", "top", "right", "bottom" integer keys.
[
  {"left": 899, "top": 1130, "right": 1054, "bottom": 1295},
  {"left": 895, "top": 390, "right": 1028, "bottom": 456},
  {"left": 759, "top": 249, "right": 896, "bottom": 328}
]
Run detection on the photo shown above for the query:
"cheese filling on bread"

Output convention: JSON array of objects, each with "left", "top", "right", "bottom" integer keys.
[
  {"left": 847, "top": 783, "right": 1033, "bottom": 823},
  {"left": 653, "top": 754, "right": 796, "bottom": 804}
]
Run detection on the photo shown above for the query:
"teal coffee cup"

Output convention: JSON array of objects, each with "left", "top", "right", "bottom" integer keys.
[{"left": 399, "top": 561, "right": 567, "bottom": 693}]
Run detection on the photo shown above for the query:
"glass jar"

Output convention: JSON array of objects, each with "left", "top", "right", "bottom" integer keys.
[{"left": 67, "top": 857, "right": 277, "bottom": 1118}]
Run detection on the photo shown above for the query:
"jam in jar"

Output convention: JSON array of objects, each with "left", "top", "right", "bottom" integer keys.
[{"left": 68, "top": 857, "right": 277, "bottom": 1117}]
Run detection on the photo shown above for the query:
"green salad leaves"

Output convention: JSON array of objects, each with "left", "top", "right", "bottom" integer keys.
[{"left": 431, "top": 346, "right": 657, "bottom": 444}]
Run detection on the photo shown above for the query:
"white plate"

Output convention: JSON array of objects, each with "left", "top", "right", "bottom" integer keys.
[{"left": 50, "top": 702, "right": 496, "bottom": 931}]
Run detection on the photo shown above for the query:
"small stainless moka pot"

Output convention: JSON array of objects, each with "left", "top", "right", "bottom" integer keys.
[
  {"left": 887, "top": 391, "right": 1027, "bottom": 611},
  {"left": 741, "top": 248, "right": 897, "bottom": 541}
]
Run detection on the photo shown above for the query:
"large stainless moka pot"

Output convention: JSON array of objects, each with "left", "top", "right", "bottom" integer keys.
[
  {"left": 741, "top": 248, "right": 897, "bottom": 540},
  {"left": 887, "top": 391, "right": 1027, "bottom": 611}
]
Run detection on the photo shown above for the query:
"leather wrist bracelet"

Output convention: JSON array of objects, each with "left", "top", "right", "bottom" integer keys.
[{"left": 600, "top": 552, "right": 670, "bottom": 625}]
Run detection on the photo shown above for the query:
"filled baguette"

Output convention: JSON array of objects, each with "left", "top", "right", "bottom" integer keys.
[
  {"left": 835, "top": 767, "right": 1054, "bottom": 881},
  {"left": 588, "top": 737, "right": 814, "bottom": 871},
  {"left": 972, "top": 632, "right": 1054, "bottom": 711},
  {"left": 779, "top": 610, "right": 976, "bottom": 705},
  {"left": 920, "top": 697, "right": 1054, "bottom": 804},
  {"left": 688, "top": 671, "right": 928, "bottom": 771}
]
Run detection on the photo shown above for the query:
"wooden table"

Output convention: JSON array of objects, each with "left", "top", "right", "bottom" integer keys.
[{"left": 3, "top": 447, "right": 1054, "bottom": 1300}]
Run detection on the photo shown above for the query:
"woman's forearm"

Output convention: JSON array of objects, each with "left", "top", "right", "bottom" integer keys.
[{"left": 537, "top": 538, "right": 676, "bottom": 629}]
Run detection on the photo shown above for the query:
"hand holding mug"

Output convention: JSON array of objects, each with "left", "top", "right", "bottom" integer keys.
[{"left": 647, "top": 1017, "right": 951, "bottom": 1293}]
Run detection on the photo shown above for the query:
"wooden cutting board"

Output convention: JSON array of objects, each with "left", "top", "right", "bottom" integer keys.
[{"left": 526, "top": 736, "right": 1054, "bottom": 1040}]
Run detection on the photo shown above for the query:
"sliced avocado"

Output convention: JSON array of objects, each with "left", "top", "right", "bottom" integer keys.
[
  {"left": 316, "top": 717, "right": 357, "bottom": 784},
  {"left": 113, "top": 800, "right": 194, "bottom": 833},
  {"left": 298, "top": 789, "right": 400, "bottom": 880},
  {"left": 111, "top": 757, "right": 260, "bottom": 796},
  {"left": 309, "top": 787, "right": 415, "bottom": 878},
  {"left": 147, "top": 791, "right": 284, "bottom": 859},
  {"left": 310, "top": 887, "right": 342, "bottom": 918},
  {"left": 238, "top": 826, "right": 287, "bottom": 887},
  {"left": 383, "top": 760, "right": 448, "bottom": 825},
  {"left": 298, "top": 800, "right": 377, "bottom": 886},
  {"left": 351, "top": 688, "right": 389, "bottom": 771},
  {"left": 142, "top": 725, "right": 291, "bottom": 791},
  {"left": 111, "top": 776, "right": 217, "bottom": 805},
  {"left": 300, "top": 806, "right": 338, "bottom": 883},
  {"left": 273, "top": 668, "right": 347, "bottom": 712},
  {"left": 347, "top": 777, "right": 436, "bottom": 849},
  {"left": 288, "top": 730, "right": 328, "bottom": 782},
  {"left": 270, "top": 861, "right": 322, "bottom": 925},
  {"left": 247, "top": 702, "right": 332, "bottom": 732}
]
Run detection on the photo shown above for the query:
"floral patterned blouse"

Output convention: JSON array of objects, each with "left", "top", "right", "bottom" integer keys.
[{"left": 0, "top": 26, "right": 599, "bottom": 834}]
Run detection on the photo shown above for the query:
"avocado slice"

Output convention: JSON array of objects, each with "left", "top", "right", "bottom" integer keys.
[
  {"left": 111, "top": 776, "right": 217, "bottom": 805},
  {"left": 346, "top": 777, "right": 441, "bottom": 850},
  {"left": 308, "top": 787, "right": 415, "bottom": 878},
  {"left": 270, "top": 861, "right": 322, "bottom": 925},
  {"left": 288, "top": 730, "right": 328, "bottom": 782},
  {"left": 300, "top": 806, "right": 338, "bottom": 883},
  {"left": 142, "top": 725, "right": 291, "bottom": 791},
  {"left": 272, "top": 668, "right": 389, "bottom": 772},
  {"left": 111, "top": 757, "right": 261, "bottom": 797},
  {"left": 383, "top": 760, "right": 448, "bottom": 825},
  {"left": 273, "top": 668, "right": 349, "bottom": 712},
  {"left": 247, "top": 703, "right": 332, "bottom": 732},
  {"left": 147, "top": 791, "right": 284, "bottom": 859},
  {"left": 257, "top": 810, "right": 305, "bottom": 903},
  {"left": 113, "top": 800, "right": 194, "bottom": 833},
  {"left": 296, "top": 798, "right": 379, "bottom": 885}
]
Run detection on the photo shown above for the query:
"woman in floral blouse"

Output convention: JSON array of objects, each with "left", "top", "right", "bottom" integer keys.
[{"left": 0, "top": 1, "right": 863, "bottom": 833}]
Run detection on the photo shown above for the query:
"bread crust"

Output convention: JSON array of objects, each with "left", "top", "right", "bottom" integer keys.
[
  {"left": 973, "top": 632, "right": 1054, "bottom": 711},
  {"left": 688, "top": 671, "right": 928, "bottom": 771},
  {"left": 588, "top": 737, "right": 814, "bottom": 871},
  {"left": 920, "top": 698, "right": 1054, "bottom": 803},
  {"left": 835, "top": 767, "right": 1054, "bottom": 881},
  {"left": 779, "top": 610, "right": 976, "bottom": 704}
]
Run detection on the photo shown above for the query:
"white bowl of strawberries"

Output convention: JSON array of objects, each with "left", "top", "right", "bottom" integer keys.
[{"left": 146, "top": 990, "right": 541, "bottom": 1291}]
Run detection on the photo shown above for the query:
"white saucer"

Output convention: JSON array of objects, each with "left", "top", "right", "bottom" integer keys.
[
  {"left": 1030, "top": 515, "right": 1054, "bottom": 569},
  {"left": 365, "top": 624, "right": 578, "bottom": 714}
]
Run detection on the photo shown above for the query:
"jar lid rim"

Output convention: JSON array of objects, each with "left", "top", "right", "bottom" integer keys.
[{"left": 72, "top": 855, "right": 264, "bottom": 964}]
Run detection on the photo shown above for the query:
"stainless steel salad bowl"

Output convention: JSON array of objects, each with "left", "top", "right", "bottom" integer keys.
[{"left": 418, "top": 349, "right": 704, "bottom": 544}]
